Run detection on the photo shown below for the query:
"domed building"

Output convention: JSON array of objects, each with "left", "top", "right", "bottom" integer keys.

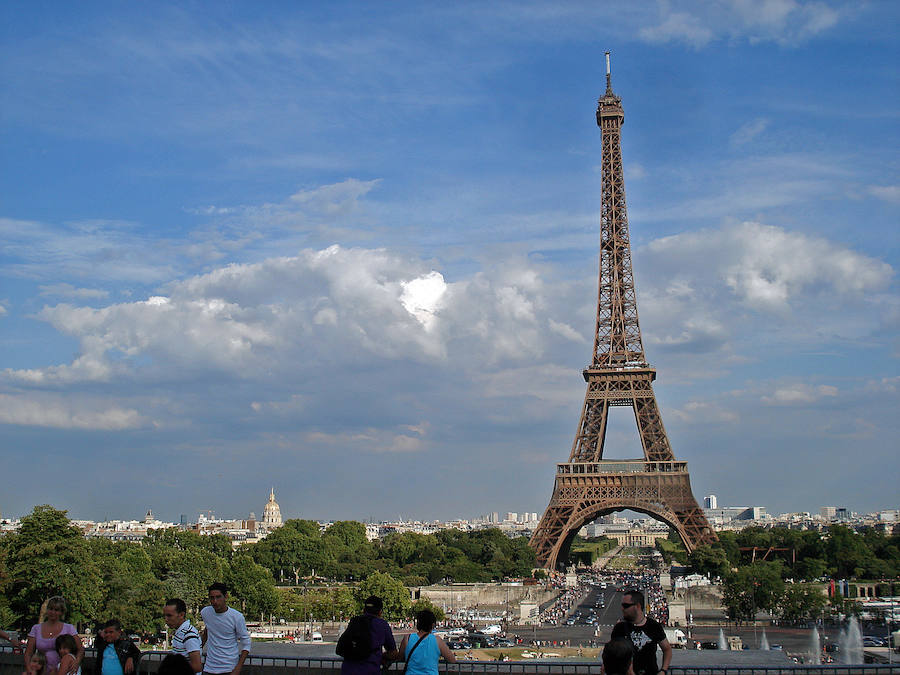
[{"left": 261, "top": 487, "right": 282, "bottom": 529}]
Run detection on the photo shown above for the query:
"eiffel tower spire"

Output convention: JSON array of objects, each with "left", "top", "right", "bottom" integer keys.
[{"left": 530, "top": 54, "right": 717, "bottom": 569}]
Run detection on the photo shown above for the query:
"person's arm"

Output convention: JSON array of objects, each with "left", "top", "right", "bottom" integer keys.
[
  {"left": 382, "top": 628, "right": 400, "bottom": 662},
  {"left": 396, "top": 635, "right": 409, "bottom": 662},
  {"left": 231, "top": 614, "right": 251, "bottom": 675},
  {"left": 184, "top": 631, "right": 204, "bottom": 674},
  {"left": 1, "top": 630, "right": 22, "bottom": 647},
  {"left": 23, "top": 635, "right": 36, "bottom": 668},
  {"left": 200, "top": 628, "right": 207, "bottom": 646},
  {"left": 658, "top": 638, "right": 673, "bottom": 674},
  {"left": 187, "top": 651, "right": 203, "bottom": 674},
  {"left": 71, "top": 631, "right": 85, "bottom": 675},
  {"left": 436, "top": 636, "right": 456, "bottom": 664}
]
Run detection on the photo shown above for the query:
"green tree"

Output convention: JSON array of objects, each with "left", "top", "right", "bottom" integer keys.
[
  {"left": 721, "top": 562, "right": 784, "bottom": 623},
  {"left": 688, "top": 544, "right": 731, "bottom": 579},
  {"left": 356, "top": 572, "right": 410, "bottom": 620},
  {"left": 409, "top": 597, "right": 445, "bottom": 622},
  {"left": 5, "top": 506, "right": 102, "bottom": 627},
  {"left": 250, "top": 523, "right": 332, "bottom": 584},
  {"left": 778, "top": 584, "right": 827, "bottom": 624},
  {"left": 226, "top": 554, "right": 279, "bottom": 621},
  {"left": 89, "top": 539, "right": 165, "bottom": 633}
]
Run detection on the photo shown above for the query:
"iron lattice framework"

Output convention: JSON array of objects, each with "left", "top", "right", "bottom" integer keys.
[{"left": 530, "top": 58, "right": 717, "bottom": 570}]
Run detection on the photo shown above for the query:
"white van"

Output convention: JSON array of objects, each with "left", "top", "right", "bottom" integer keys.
[{"left": 311, "top": 632, "right": 323, "bottom": 642}]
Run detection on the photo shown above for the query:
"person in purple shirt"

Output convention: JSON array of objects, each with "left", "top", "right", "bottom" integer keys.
[{"left": 340, "top": 596, "right": 399, "bottom": 675}]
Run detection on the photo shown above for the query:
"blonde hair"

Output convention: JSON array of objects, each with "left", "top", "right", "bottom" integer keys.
[
  {"left": 30, "top": 650, "right": 47, "bottom": 675},
  {"left": 41, "top": 596, "right": 67, "bottom": 622}
]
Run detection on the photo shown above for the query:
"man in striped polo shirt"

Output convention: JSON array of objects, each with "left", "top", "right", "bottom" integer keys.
[{"left": 164, "top": 598, "right": 203, "bottom": 673}]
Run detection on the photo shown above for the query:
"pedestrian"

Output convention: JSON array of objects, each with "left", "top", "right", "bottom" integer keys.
[
  {"left": 92, "top": 620, "right": 140, "bottom": 675},
  {"left": 609, "top": 590, "right": 671, "bottom": 675},
  {"left": 164, "top": 598, "right": 202, "bottom": 673},
  {"left": 200, "top": 583, "right": 251, "bottom": 675},
  {"left": 55, "top": 636, "right": 81, "bottom": 675},
  {"left": 23, "top": 650, "right": 46, "bottom": 675},
  {"left": 337, "top": 596, "right": 399, "bottom": 675},
  {"left": 601, "top": 638, "right": 634, "bottom": 675},
  {"left": 24, "top": 597, "right": 83, "bottom": 675},
  {"left": 397, "top": 610, "right": 456, "bottom": 675}
]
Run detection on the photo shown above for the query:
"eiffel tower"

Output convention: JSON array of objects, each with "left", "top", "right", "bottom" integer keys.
[{"left": 530, "top": 54, "right": 717, "bottom": 570}]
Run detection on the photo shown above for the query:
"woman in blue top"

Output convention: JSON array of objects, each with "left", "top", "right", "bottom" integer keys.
[{"left": 398, "top": 610, "right": 456, "bottom": 675}]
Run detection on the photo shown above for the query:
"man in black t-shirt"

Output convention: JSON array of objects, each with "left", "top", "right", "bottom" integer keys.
[{"left": 609, "top": 590, "right": 672, "bottom": 675}]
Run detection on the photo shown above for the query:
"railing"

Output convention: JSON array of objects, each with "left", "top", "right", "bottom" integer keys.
[
  {"left": 557, "top": 461, "right": 688, "bottom": 474},
  {"left": 2, "top": 649, "right": 897, "bottom": 675}
]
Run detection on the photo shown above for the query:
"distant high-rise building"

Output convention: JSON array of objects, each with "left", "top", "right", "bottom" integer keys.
[
  {"left": 704, "top": 495, "right": 718, "bottom": 510},
  {"left": 505, "top": 512, "right": 518, "bottom": 522},
  {"left": 820, "top": 506, "right": 837, "bottom": 519},
  {"left": 262, "top": 487, "right": 283, "bottom": 529}
]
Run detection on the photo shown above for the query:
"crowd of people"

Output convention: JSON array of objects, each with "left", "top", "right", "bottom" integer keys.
[
  {"left": 2, "top": 576, "right": 674, "bottom": 675},
  {"left": 3, "top": 584, "right": 252, "bottom": 675}
]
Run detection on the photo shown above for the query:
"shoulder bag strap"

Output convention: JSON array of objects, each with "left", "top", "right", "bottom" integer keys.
[{"left": 401, "top": 633, "right": 428, "bottom": 675}]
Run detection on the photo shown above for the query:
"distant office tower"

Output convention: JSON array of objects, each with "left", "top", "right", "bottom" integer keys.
[
  {"left": 506, "top": 512, "right": 518, "bottom": 522},
  {"left": 820, "top": 506, "right": 837, "bottom": 519},
  {"left": 704, "top": 495, "right": 718, "bottom": 510},
  {"left": 490, "top": 512, "right": 499, "bottom": 523},
  {"left": 262, "top": 487, "right": 283, "bottom": 528}
]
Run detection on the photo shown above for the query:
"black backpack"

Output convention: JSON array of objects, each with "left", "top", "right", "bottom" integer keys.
[{"left": 336, "top": 614, "right": 373, "bottom": 661}]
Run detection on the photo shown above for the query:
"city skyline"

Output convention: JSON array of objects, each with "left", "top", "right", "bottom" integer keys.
[{"left": 1, "top": 2, "right": 898, "bottom": 522}]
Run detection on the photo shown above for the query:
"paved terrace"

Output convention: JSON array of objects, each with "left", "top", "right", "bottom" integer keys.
[{"left": 2, "top": 647, "right": 898, "bottom": 675}]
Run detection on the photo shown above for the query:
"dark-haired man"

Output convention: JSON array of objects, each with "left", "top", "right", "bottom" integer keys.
[
  {"left": 200, "top": 583, "right": 251, "bottom": 675},
  {"left": 339, "top": 596, "right": 399, "bottom": 675},
  {"left": 164, "top": 598, "right": 202, "bottom": 673},
  {"left": 92, "top": 620, "right": 141, "bottom": 675},
  {"left": 601, "top": 638, "right": 635, "bottom": 675},
  {"left": 609, "top": 590, "right": 671, "bottom": 675}
]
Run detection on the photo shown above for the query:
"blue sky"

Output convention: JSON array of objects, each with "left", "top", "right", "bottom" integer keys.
[{"left": 1, "top": 1, "right": 897, "bottom": 523}]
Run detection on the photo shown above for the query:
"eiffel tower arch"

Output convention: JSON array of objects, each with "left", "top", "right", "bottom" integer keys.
[{"left": 530, "top": 54, "right": 717, "bottom": 570}]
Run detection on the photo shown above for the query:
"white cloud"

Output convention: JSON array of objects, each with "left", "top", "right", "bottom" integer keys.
[
  {"left": 39, "top": 283, "right": 110, "bottom": 300},
  {"left": 639, "top": 11, "right": 714, "bottom": 48},
  {"left": 645, "top": 221, "right": 893, "bottom": 313},
  {"left": 761, "top": 383, "right": 839, "bottom": 405},
  {"left": 729, "top": 118, "right": 770, "bottom": 147},
  {"left": 0, "top": 303, "right": 7, "bottom": 317},
  {"left": 0, "top": 393, "right": 145, "bottom": 430},
  {"left": 400, "top": 271, "right": 447, "bottom": 330},
  {"left": 303, "top": 425, "right": 427, "bottom": 454},
  {"left": 868, "top": 185, "right": 900, "bottom": 204},
  {"left": 3, "top": 246, "right": 565, "bottom": 384},
  {"left": 548, "top": 319, "right": 586, "bottom": 344},
  {"left": 638, "top": 1, "right": 841, "bottom": 47},
  {"left": 669, "top": 400, "right": 739, "bottom": 424}
]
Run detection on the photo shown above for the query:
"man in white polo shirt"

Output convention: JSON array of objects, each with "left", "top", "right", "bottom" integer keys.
[
  {"left": 164, "top": 598, "right": 202, "bottom": 673},
  {"left": 200, "top": 583, "right": 251, "bottom": 675}
]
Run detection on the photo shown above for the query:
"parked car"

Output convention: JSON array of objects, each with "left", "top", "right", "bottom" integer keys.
[
  {"left": 863, "top": 637, "right": 884, "bottom": 647},
  {"left": 700, "top": 642, "right": 719, "bottom": 650}
]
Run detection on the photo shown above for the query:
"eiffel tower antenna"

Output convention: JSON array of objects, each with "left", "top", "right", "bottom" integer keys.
[{"left": 529, "top": 54, "right": 717, "bottom": 570}]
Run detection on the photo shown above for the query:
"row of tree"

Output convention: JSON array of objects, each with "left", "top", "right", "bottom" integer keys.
[
  {"left": 248, "top": 519, "right": 535, "bottom": 586},
  {"left": 655, "top": 526, "right": 900, "bottom": 624},
  {"left": 685, "top": 526, "right": 900, "bottom": 581},
  {"left": 0, "top": 506, "right": 534, "bottom": 634}
]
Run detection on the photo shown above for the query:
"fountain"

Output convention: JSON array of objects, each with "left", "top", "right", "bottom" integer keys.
[
  {"left": 717, "top": 628, "right": 728, "bottom": 650},
  {"left": 839, "top": 616, "right": 863, "bottom": 664},
  {"left": 760, "top": 629, "right": 769, "bottom": 650},
  {"left": 808, "top": 627, "right": 821, "bottom": 665}
]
